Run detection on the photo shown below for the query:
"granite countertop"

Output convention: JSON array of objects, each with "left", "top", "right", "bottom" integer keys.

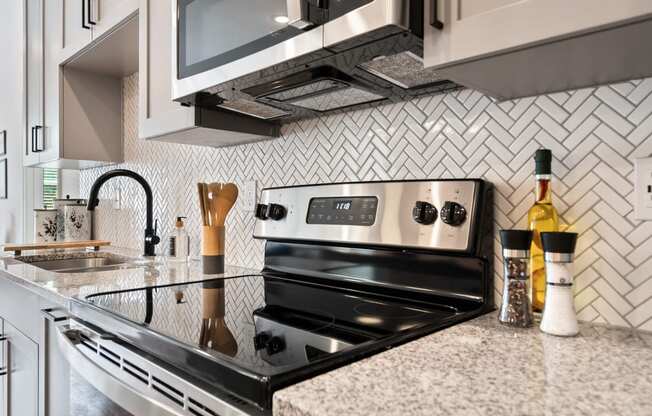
[
  {"left": 274, "top": 313, "right": 652, "bottom": 416},
  {"left": 0, "top": 246, "right": 257, "bottom": 306}
]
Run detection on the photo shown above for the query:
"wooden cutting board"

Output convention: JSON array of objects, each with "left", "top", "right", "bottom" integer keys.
[{"left": 3, "top": 240, "right": 111, "bottom": 256}]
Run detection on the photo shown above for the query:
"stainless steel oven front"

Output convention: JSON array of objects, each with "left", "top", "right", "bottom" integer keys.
[{"left": 171, "top": 0, "right": 407, "bottom": 102}]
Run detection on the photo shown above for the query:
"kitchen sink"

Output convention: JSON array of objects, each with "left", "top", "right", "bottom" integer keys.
[{"left": 15, "top": 253, "right": 147, "bottom": 273}]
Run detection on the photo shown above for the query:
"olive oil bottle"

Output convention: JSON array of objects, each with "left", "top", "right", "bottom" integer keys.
[{"left": 527, "top": 149, "right": 559, "bottom": 312}]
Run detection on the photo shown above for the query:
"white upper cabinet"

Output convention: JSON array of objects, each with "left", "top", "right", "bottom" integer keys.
[
  {"left": 425, "top": 0, "right": 652, "bottom": 99},
  {"left": 60, "top": 0, "right": 93, "bottom": 58},
  {"left": 24, "top": 0, "right": 43, "bottom": 167},
  {"left": 23, "top": 0, "right": 135, "bottom": 168},
  {"left": 138, "top": 0, "right": 194, "bottom": 141},
  {"left": 90, "top": 0, "right": 139, "bottom": 40}
]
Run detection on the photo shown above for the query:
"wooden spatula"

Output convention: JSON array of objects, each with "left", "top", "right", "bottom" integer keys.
[{"left": 208, "top": 183, "right": 238, "bottom": 226}]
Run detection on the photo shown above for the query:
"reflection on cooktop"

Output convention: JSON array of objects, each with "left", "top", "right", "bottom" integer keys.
[{"left": 86, "top": 275, "right": 459, "bottom": 377}]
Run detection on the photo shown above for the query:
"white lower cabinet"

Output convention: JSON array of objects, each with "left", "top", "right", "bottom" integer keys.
[{"left": 3, "top": 322, "right": 38, "bottom": 416}]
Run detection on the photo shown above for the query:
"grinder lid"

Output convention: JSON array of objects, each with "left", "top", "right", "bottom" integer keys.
[
  {"left": 500, "top": 230, "right": 533, "bottom": 250},
  {"left": 541, "top": 232, "right": 578, "bottom": 254}
]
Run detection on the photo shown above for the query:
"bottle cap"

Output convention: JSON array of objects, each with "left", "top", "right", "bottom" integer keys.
[
  {"left": 176, "top": 216, "right": 187, "bottom": 228},
  {"left": 534, "top": 149, "right": 552, "bottom": 175},
  {"left": 500, "top": 230, "right": 533, "bottom": 250},
  {"left": 541, "top": 232, "right": 577, "bottom": 253}
]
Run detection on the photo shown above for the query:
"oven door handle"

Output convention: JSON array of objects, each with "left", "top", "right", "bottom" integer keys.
[{"left": 55, "top": 325, "right": 183, "bottom": 416}]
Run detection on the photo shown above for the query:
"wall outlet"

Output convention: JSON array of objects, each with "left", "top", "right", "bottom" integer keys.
[
  {"left": 244, "top": 180, "right": 257, "bottom": 212},
  {"left": 113, "top": 186, "right": 122, "bottom": 210},
  {"left": 634, "top": 157, "right": 652, "bottom": 220}
]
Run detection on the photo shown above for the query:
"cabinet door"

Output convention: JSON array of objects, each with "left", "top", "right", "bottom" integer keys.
[
  {"left": 90, "top": 0, "right": 138, "bottom": 40},
  {"left": 1, "top": 318, "right": 5, "bottom": 416},
  {"left": 41, "top": 0, "right": 64, "bottom": 165},
  {"left": 4, "top": 322, "right": 38, "bottom": 416},
  {"left": 39, "top": 308, "right": 70, "bottom": 416},
  {"left": 61, "top": 0, "right": 93, "bottom": 58},
  {"left": 138, "top": 0, "right": 193, "bottom": 140},
  {"left": 425, "top": 0, "right": 652, "bottom": 68},
  {"left": 24, "top": 0, "right": 43, "bottom": 167}
]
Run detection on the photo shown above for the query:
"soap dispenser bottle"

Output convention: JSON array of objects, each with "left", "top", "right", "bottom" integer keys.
[{"left": 167, "top": 216, "right": 190, "bottom": 262}]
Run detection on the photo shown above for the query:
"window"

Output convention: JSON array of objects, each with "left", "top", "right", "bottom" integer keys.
[{"left": 42, "top": 168, "right": 58, "bottom": 209}]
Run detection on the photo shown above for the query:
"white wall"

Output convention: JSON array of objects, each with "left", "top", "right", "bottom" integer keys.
[{"left": 0, "top": 0, "right": 26, "bottom": 244}]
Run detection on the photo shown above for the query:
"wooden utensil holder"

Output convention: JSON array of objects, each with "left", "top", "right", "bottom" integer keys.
[{"left": 202, "top": 225, "right": 225, "bottom": 274}]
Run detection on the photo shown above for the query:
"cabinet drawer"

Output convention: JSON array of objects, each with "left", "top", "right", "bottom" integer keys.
[{"left": 0, "top": 278, "right": 41, "bottom": 342}]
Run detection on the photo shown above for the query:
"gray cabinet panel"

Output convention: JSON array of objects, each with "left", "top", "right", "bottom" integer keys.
[
  {"left": 25, "top": 0, "right": 43, "bottom": 166},
  {"left": 4, "top": 322, "right": 38, "bottom": 416}
]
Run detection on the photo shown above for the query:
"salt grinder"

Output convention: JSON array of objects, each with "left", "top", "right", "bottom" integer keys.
[
  {"left": 498, "top": 230, "right": 534, "bottom": 327},
  {"left": 540, "top": 232, "right": 579, "bottom": 337}
]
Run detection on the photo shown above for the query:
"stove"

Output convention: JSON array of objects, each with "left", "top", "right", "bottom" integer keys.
[{"left": 64, "top": 180, "right": 493, "bottom": 416}]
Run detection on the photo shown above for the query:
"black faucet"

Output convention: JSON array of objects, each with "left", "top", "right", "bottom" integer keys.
[{"left": 87, "top": 169, "right": 160, "bottom": 257}]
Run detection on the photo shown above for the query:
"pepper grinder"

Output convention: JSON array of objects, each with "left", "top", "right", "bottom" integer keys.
[
  {"left": 540, "top": 232, "right": 579, "bottom": 337},
  {"left": 498, "top": 230, "right": 534, "bottom": 327}
]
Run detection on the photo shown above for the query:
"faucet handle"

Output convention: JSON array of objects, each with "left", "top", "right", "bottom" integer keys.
[
  {"left": 146, "top": 219, "right": 161, "bottom": 247},
  {"left": 153, "top": 219, "right": 160, "bottom": 245}
]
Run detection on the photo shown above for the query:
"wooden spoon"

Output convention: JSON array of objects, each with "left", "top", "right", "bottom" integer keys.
[
  {"left": 201, "top": 183, "right": 212, "bottom": 226},
  {"left": 197, "top": 183, "right": 208, "bottom": 226},
  {"left": 213, "top": 183, "right": 238, "bottom": 226}
]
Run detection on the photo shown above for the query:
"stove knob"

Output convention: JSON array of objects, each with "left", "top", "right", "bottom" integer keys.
[
  {"left": 253, "top": 332, "right": 270, "bottom": 350},
  {"left": 265, "top": 336, "right": 285, "bottom": 355},
  {"left": 412, "top": 201, "right": 437, "bottom": 225},
  {"left": 255, "top": 204, "right": 269, "bottom": 220},
  {"left": 266, "top": 204, "right": 286, "bottom": 221},
  {"left": 440, "top": 201, "right": 467, "bottom": 226}
]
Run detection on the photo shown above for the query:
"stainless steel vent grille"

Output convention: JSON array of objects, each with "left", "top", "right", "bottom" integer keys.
[
  {"left": 358, "top": 51, "right": 446, "bottom": 89},
  {"left": 287, "top": 84, "right": 385, "bottom": 111},
  {"left": 265, "top": 79, "right": 344, "bottom": 102},
  {"left": 66, "top": 323, "right": 249, "bottom": 416},
  {"left": 217, "top": 99, "right": 290, "bottom": 120}
]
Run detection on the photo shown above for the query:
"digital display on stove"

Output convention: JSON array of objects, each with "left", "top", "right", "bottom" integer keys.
[
  {"left": 334, "top": 200, "right": 352, "bottom": 210},
  {"left": 307, "top": 196, "right": 378, "bottom": 225}
]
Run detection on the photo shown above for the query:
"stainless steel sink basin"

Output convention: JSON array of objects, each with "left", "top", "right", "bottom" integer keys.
[{"left": 16, "top": 253, "right": 144, "bottom": 273}]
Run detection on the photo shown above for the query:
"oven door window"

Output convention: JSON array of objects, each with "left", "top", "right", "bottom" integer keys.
[{"left": 177, "top": 0, "right": 305, "bottom": 79}]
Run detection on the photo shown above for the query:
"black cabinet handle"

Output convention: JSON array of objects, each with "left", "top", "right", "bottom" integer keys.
[
  {"left": 87, "top": 0, "right": 96, "bottom": 25},
  {"left": 430, "top": 0, "right": 444, "bottom": 30},
  {"left": 33, "top": 125, "right": 43, "bottom": 153},
  {"left": 82, "top": 0, "right": 90, "bottom": 29}
]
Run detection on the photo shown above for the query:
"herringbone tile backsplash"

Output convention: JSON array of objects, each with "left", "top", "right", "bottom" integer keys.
[{"left": 80, "top": 73, "right": 652, "bottom": 330}]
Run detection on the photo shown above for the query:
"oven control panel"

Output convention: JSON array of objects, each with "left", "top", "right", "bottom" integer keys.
[
  {"left": 306, "top": 196, "right": 378, "bottom": 225},
  {"left": 253, "top": 180, "right": 483, "bottom": 252}
]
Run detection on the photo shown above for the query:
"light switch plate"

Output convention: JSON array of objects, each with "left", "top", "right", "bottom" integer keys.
[
  {"left": 113, "top": 187, "right": 122, "bottom": 210},
  {"left": 244, "top": 180, "right": 257, "bottom": 212},
  {"left": 634, "top": 157, "right": 652, "bottom": 220}
]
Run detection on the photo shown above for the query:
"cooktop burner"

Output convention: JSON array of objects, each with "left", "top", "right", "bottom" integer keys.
[{"left": 85, "top": 274, "right": 458, "bottom": 377}]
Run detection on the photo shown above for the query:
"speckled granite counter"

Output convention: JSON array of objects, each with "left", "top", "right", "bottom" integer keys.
[
  {"left": 274, "top": 313, "right": 652, "bottom": 416},
  {"left": 0, "top": 247, "right": 257, "bottom": 306}
]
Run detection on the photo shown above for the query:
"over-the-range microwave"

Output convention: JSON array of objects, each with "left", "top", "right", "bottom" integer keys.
[{"left": 171, "top": 0, "right": 457, "bottom": 135}]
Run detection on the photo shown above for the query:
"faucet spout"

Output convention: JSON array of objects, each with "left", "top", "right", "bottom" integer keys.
[{"left": 87, "top": 169, "right": 160, "bottom": 256}]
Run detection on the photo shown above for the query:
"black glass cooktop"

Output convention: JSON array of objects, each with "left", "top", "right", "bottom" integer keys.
[{"left": 85, "top": 275, "right": 459, "bottom": 378}]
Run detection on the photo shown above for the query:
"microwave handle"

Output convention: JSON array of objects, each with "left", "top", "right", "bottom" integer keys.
[
  {"left": 287, "top": 0, "right": 302, "bottom": 23},
  {"left": 287, "top": 0, "right": 316, "bottom": 30},
  {"left": 55, "top": 325, "right": 183, "bottom": 416}
]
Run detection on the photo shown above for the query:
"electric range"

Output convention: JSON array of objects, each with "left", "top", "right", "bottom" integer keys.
[{"left": 64, "top": 180, "right": 493, "bottom": 416}]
